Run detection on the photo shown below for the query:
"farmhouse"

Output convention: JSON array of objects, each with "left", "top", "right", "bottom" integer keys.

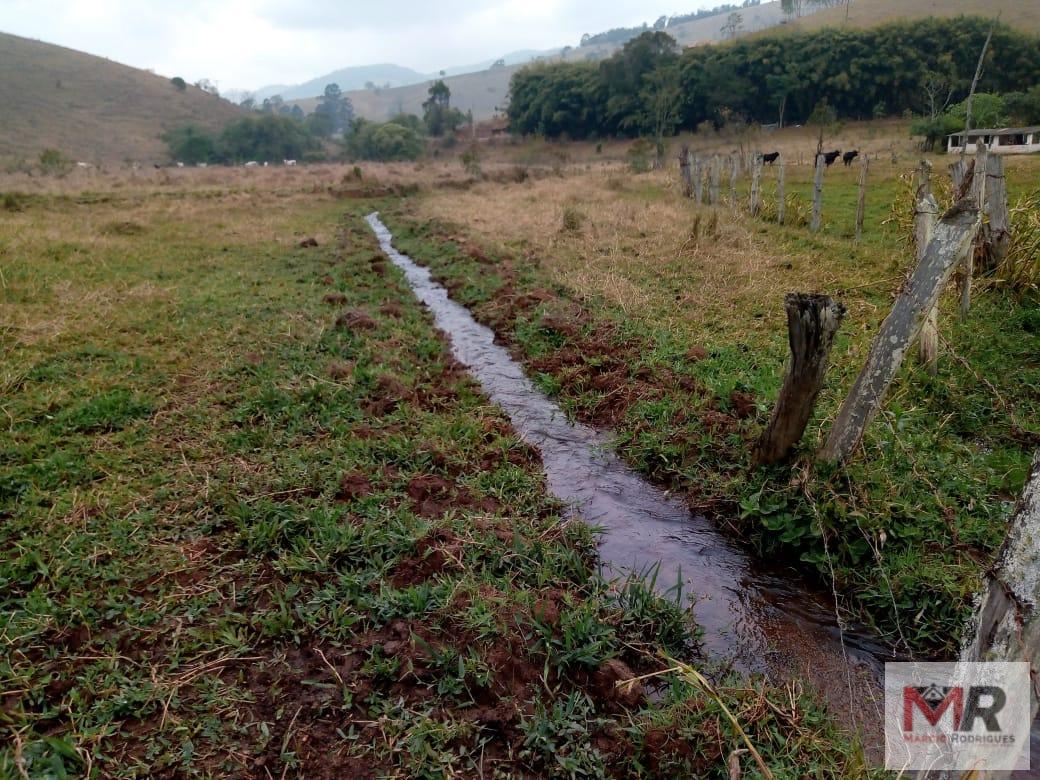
[{"left": 947, "top": 126, "right": 1040, "bottom": 155}]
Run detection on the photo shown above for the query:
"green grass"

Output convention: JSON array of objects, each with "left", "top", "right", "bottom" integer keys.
[
  {"left": 0, "top": 186, "right": 872, "bottom": 776},
  {"left": 384, "top": 160, "right": 1039, "bottom": 657}
]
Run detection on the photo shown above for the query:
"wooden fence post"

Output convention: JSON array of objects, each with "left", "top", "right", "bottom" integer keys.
[
  {"left": 729, "top": 154, "right": 739, "bottom": 204},
  {"left": 749, "top": 155, "right": 763, "bottom": 217},
  {"left": 960, "top": 142, "right": 988, "bottom": 318},
  {"left": 854, "top": 156, "right": 869, "bottom": 242},
  {"left": 753, "top": 294, "right": 846, "bottom": 466},
  {"left": 693, "top": 157, "right": 704, "bottom": 204},
  {"left": 810, "top": 155, "right": 825, "bottom": 232},
  {"left": 980, "top": 151, "right": 1009, "bottom": 271},
  {"left": 820, "top": 196, "right": 981, "bottom": 464},
  {"left": 777, "top": 161, "right": 786, "bottom": 226},
  {"left": 679, "top": 146, "right": 693, "bottom": 198},
  {"left": 950, "top": 159, "right": 967, "bottom": 191},
  {"left": 709, "top": 155, "right": 721, "bottom": 205},
  {"left": 955, "top": 449, "right": 1040, "bottom": 779},
  {"left": 915, "top": 161, "right": 941, "bottom": 375}
]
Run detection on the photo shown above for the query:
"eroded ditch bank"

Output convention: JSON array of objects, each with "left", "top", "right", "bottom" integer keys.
[{"left": 366, "top": 211, "right": 891, "bottom": 746}]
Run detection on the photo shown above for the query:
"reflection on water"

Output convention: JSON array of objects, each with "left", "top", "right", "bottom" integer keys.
[{"left": 367, "top": 211, "right": 900, "bottom": 755}]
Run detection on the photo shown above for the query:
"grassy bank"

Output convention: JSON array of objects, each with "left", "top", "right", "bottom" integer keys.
[
  {"left": 392, "top": 154, "right": 1039, "bottom": 656},
  {"left": 0, "top": 176, "right": 872, "bottom": 776}
]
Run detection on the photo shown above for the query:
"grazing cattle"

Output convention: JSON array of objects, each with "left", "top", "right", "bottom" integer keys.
[
  {"left": 762, "top": 151, "right": 780, "bottom": 165},
  {"left": 75, "top": 161, "right": 92, "bottom": 169},
  {"left": 842, "top": 150, "right": 860, "bottom": 166},
  {"left": 176, "top": 162, "right": 185, "bottom": 168},
  {"left": 283, "top": 159, "right": 297, "bottom": 166},
  {"left": 245, "top": 161, "right": 259, "bottom": 167},
  {"left": 818, "top": 149, "right": 841, "bottom": 167}
]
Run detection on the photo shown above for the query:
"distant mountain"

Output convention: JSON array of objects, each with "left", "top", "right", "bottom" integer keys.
[
  {"left": 0, "top": 31, "right": 243, "bottom": 164},
  {"left": 243, "top": 50, "right": 557, "bottom": 104},
  {"left": 251, "top": 63, "right": 428, "bottom": 101}
]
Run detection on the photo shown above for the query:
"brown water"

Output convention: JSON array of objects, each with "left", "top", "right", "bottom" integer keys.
[{"left": 366, "top": 212, "right": 891, "bottom": 747}]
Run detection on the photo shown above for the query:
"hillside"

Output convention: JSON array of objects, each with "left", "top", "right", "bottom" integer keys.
[
  {"left": 778, "top": 0, "right": 1040, "bottom": 34},
  {"left": 0, "top": 31, "right": 243, "bottom": 165},
  {"left": 294, "top": 65, "right": 518, "bottom": 122},
  {"left": 292, "top": 1, "right": 815, "bottom": 122},
  {"left": 252, "top": 64, "right": 429, "bottom": 101}
]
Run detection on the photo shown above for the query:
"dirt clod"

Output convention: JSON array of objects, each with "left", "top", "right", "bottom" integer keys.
[
  {"left": 335, "top": 309, "right": 377, "bottom": 331},
  {"left": 323, "top": 292, "right": 347, "bottom": 305},
  {"left": 299, "top": 237, "right": 319, "bottom": 248}
]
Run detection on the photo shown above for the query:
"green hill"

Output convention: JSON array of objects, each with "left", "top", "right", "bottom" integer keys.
[
  {"left": 779, "top": 0, "right": 1040, "bottom": 34},
  {"left": 0, "top": 31, "right": 243, "bottom": 165}
]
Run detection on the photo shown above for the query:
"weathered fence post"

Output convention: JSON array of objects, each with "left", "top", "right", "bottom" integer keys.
[
  {"left": 950, "top": 159, "right": 967, "bottom": 191},
  {"left": 776, "top": 161, "right": 786, "bottom": 226},
  {"left": 753, "top": 294, "right": 846, "bottom": 466},
  {"left": 960, "top": 142, "right": 988, "bottom": 318},
  {"left": 954, "top": 450, "right": 1040, "bottom": 779},
  {"left": 679, "top": 146, "right": 693, "bottom": 198},
  {"left": 729, "top": 154, "right": 739, "bottom": 204},
  {"left": 854, "top": 156, "right": 869, "bottom": 242},
  {"left": 820, "top": 196, "right": 981, "bottom": 464},
  {"left": 709, "top": 155, "right": 721, "bottom": 205},
  {"left": 915, "top": 161, "right": 941, "bottom": 375},
  {"left": 693, "top": 157, "right": 704, "bottom": 204},
  {"left": 980, "top": 151, "right": 1009, "bottom": 271},
  {"left": 749, "top": 155, "right": 763, "bottom": 217},
  {"left": 810, "top": 154, "right": 825, "bottom": 232}
]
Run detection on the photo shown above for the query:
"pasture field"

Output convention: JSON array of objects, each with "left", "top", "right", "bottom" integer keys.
[
  {"left": 0, "top": 169, "right": 872, "bottom": 776},
  {"left": 401, "top": 146, "right": 1040, "bottom": 655}
]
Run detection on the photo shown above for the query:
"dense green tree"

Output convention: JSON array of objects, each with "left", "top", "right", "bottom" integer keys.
[
  {"left": 1004, "top": 86, "right": 1040, "bottom": 125},
  {"left": 507, "top": 17, "right": 1040, "bottom": 142},
  {"left": 219, "top": 115, "right": 320, "bottom": 162},
  {"left": 162, "top": 125, "right": 217, "bottom": 164},
  {"left": 345, "top": 120, "right": 424, "bottom": 160},
  {"left": 170, "top": 76, "right": 187, "bottom": 91},
  {"left": 313, "top": 83, "right": 355, "bottom": 136},
  {"left": 423, "top": 80, "right": 464, "bottom": 136}
]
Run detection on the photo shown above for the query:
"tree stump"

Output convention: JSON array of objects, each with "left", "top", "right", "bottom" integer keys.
[
  {"left": 820, "top": 195, "right": 981, "bottom": 464},
  {"left": 753, "top": 294, "right": 846, "bottom": 466}
]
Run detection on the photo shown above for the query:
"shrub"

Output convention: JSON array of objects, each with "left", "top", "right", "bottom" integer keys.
[
  {"left": 38, "top": 149, "right": 69, "bottom": 175},
  {"left": 346, "top": 122, "right": 424, "bottom": 161}
]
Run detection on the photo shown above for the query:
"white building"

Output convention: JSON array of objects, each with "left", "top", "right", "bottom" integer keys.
[{"left": 947, "top": 126, "right": 1040, "bottom": 155}]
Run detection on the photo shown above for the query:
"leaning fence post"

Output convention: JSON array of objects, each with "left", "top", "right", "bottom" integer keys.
[
  {"left": 729, "top": 154, "right": 739, "bottom": 204},
  {"left": 951, "top": 449, "right": 1040, "bottom": 780},
  {"left": 709, "top": 155, "right": 721, "bottom": 205},
  {"left": 693, "top": 157, "right": 704, "bottom": 204},
  {"left": 854, "top": 156, "right": 869, "bottom": 242},
  {"left": 679, "top": 146, "right": 693, "bottom": 198},
  {"left": 960, "top": 142, "right": 988, "bottom": 319},
  {"left": 820, "top": 195, "right": 981, "bottom": 464},
  {"left": 753, "top": 294, "right": 846, "bottom": 466},
  {"left": 980, "top": 151, "right": 1009, "bottom": 271},
  {"left": 749, "top": 155, "right": 763, "bottom": 217},
  {"left": 776, "top": 161, "right": 786, "bottom": 226},
  {"left": 810, "top": 154, "right": 825, "bottom": 232},
  {"left": 915, "top": 161, "right": 941, "bottom": 375}
]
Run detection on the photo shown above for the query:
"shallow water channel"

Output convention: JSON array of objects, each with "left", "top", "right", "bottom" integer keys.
[{"left": 366, "top": 212, "right": 891, "bottom": 747}]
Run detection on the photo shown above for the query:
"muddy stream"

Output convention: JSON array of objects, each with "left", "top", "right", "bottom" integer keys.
[{"left": 366, "top": 212, "right": 892, "bottom": 751}]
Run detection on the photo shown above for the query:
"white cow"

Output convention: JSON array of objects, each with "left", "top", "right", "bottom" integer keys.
[
  {"left": 283, "top": 159, "right": 297, "bottom": 166},
  {"left": 176, "top": 162, "right": 185, "bottom": 168},
  {"left": 244, "top": 161, "right": 259, "bottom": 167},
  {"left": 75, "top": 161, "right": 92, "bottom": 169}
]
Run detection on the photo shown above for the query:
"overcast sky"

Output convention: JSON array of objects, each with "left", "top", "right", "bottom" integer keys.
[{"left": 0, "top": 0, "right": 716, "bottom": 91}]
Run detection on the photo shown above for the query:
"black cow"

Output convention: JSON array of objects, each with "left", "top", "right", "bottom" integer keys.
[
  {"left": 762, "top": 151, "right": 781, "bottom": 165},
  {"left": 819, "top": 149, "right": 841, "bottom": 167},
  {"left": 842, "top": 150, "right": 860, "bottom": 166}
]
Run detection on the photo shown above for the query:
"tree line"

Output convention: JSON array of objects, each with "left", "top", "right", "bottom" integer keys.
[
  {"left": 163, "top": 80, "right": 467, "bottom": 164},
  {"left": 509, "top": 17, "right": 1040, "bottom": 143}
]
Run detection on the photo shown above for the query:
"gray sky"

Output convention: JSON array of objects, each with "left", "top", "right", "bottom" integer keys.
[{"left": 0, "top": 0, "right": 715, "bottom": 91}]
